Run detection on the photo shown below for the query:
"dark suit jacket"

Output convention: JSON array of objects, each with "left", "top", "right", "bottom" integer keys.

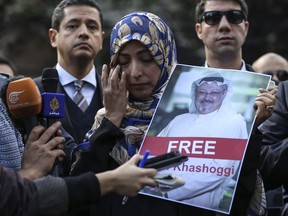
[
  {"left": 259, "top": 80, "right": 288, "bottom": 214},
  {"left": 259, "top": 80, "right": 288, "bottom": 189},
  {"left": 34, "top": 70, "right": 103, "bottom": 145}
]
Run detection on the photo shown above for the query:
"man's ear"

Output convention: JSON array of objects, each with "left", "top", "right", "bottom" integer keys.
[
  {"left": 49, "top": 28, "right": 58, "bottom": 48},
  {"left": 195, "top": 23, "right": 202, "bottom": 40}
]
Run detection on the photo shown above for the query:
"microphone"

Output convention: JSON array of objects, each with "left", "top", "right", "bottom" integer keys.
[
  {"left": 41, "top": 68, "right": 65, "bottom": 176},
  {"left": 6, "top": 77, "right": 42, "bottom": 135},
  {"left": 41, "top": 68, "right": 65, "bottom": 128}
]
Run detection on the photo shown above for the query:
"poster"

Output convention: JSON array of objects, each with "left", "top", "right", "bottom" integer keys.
[{"left": 139, "top": 64, "right": 271, "bottom": 214}]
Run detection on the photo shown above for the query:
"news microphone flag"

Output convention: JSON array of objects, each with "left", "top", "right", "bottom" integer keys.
[{"left": 41, "top": 92, "right": 65, "bottom": 119}]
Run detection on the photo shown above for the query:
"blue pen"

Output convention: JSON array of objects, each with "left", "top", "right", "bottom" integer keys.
[
  {"left": 122, "top": 150, "right": 150, "bottom": 205},
  {"left": 138, "top": 150, "right": 150, "bottom": 168}
]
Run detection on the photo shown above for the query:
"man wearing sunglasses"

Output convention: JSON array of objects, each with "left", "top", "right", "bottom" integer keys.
[
  {"left": 253, "top": 52, "right": 288, "bottom": 85},
  {"left": 194, "top": 0, "right": 276, "bottom": 215}
]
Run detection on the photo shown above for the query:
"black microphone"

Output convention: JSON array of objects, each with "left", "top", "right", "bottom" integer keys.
[
  {"left": 41, "top": 68, "right": 65, "bottom": 128},
  {"left": 42, "top": 68, "right": 59, "bottom": 93},
  {"left": 41, "top": 68, "right": 65, "bottom": 176}
]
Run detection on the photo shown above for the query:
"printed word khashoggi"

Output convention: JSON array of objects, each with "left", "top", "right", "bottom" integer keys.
[
  {"left": 174, "top": 162, "right": 235, "bottom": 177},
  {"left": 168, "top": 140, "right": 216, "bottom": 155}
]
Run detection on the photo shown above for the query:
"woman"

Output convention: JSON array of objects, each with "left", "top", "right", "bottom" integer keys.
[
  {"left": 71, "top": 11, "right": 177, "bottom": 172},
  {"left": 70, "top": 11, "right": 180, "bottom": 216}
]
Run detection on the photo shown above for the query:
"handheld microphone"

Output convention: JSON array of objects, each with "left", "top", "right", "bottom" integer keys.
[
  {"left": 41, "top": 68, "right": 65, "bottom": 176},
  {"left": 6, "top": 77, "right": 42, "bottom": 135},
  {"left": 41, "top": 68, "right": 65, "bottom": 128}
]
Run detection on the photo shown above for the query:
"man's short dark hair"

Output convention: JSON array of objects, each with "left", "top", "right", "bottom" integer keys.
[
  {"left": 0, "top": 55, "right": 17, "bottom": 76},
  {"left": 51, "top": 0, "right": 103, "bottom": 31},
  {"left": 195, "top": 0, "right": 248, "bottom": 23}
]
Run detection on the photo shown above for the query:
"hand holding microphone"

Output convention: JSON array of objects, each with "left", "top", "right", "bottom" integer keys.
[
  {"left": 20, "top": 121, "right": 66, "bottom": 180},
  {"left": 4, "top": 76, "right": 66, "bottom": 177}
]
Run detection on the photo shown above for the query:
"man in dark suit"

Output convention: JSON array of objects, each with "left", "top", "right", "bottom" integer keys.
[
  {"left": 35, "top": 0, "right": 104, "bottom": 144},
  {"left": 191, "top": 0, "right": 276, "bottom": 215},
  {"left": 259, "top": 80, "right": 288, "bottom": 215}
]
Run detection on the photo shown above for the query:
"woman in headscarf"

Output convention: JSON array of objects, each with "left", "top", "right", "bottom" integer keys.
[
  {"left": 93, "top": 11, "right": 177, "bottom": 164},
  {"left": 69, "top": 11, "right": 179, "bottom": 216},
  {"left": 71, "top": 11, "right": 177, "bottom": 173}
]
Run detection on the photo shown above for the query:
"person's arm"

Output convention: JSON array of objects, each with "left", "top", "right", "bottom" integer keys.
[
  {"left": 230, "top": 86, "right": 276, "bottom": 214},
  {"left": 70, "top": 116, "right": 124, "bottom": 175},
  {"left": 96, "top": 154, "right": 157, "bottom": 197},
  {"left": 230, "top": 132, "right": 262, "bottom": 215},
  {"left": 0, "top": 166, "right": 38, "bottom": 216},
  {"left": 70, "top": 65, "right": 128, "bottom": 176},
  {"left": 35, "top": 154, "right": 157, "bottom": 215},
  {"left": 59, "top": 127, "right": 77, "bottom": 176},
  {"left": 1, "top": 152, "right": 156, "bottom": 216},
  {"left": 259, "top": 81, "right": 288, "bottom": 189}
]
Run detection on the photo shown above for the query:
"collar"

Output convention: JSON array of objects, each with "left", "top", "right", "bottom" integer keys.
[
  {"left": 204, "top": 60, "right": 247, "bottom": 71},
  {"left": 56, "top": 63, "right": 97, "bottom": 87}
]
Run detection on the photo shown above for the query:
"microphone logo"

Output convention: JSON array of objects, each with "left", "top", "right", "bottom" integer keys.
[
  {"left": 8, "top": 90, "right": 24, "bottom": 104},
  {"left": 50, "top": 97, "right": 60, "bottom": 112}
]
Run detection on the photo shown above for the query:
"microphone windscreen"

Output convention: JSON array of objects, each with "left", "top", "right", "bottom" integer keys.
[
  {"left": 42, "top": 68, "right": 59, "bottom": 93},
  {"left": 6, "top": 77, "right": 42, "bottom": 119}
]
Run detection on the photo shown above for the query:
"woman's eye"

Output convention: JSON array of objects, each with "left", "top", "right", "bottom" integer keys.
[
  {"left": 141, "top": 56, "right": 154, "bottom": 63},
  {"left": 118, "top": 60, "right": 129, "bottom": 67}
]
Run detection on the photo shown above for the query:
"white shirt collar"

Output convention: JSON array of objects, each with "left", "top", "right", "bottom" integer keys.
[
  {"left": 204, "top": 60, "right": 247, "bottom": 71},
  {"left": 56, "top": 63, "right": 97, "bottom": 87}
]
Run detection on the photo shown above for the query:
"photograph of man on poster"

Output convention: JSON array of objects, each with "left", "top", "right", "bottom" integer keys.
[{"left": 158, "top": 72, "right": 248, "bottom": 139}]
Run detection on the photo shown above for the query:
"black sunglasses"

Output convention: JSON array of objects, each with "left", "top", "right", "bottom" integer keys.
[
  {"left": 200, "top": 10, "right": 246, "bottom": 25},
  {"left": 263, "top": 70, "right": 288, "bottom": 81}
]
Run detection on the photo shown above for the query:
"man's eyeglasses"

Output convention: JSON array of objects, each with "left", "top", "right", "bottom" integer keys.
[
  {"left": 196, "top": 90, "right": 225, "bottom": 97},
  {"left": 199, "top": 10, "right": 246, "bottom": 26},
  {"left": 263, "top": 70, "right": 288, "bottom": 81}
]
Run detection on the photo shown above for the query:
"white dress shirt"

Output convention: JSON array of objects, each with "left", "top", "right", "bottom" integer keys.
[{"left": 56, "top": 63, "right": 97, "bottom": 105}]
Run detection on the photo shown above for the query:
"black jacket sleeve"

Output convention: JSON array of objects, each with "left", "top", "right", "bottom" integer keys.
[
  {"left": 230, "top": 133, "right": 262, "bottom": 215},
  {"left": 259, "top": 81, "right": 288, "bottom": 189},
  {"left": 34, "top": 172, "right": 100, "bottom": 215},
  {"left": 0, "top": 166, "right": 38, "bottom": 216},
  {"left": 70, "top": 117, "right": 124, "bottom": 175},
  {"left": 64, "top": 172, "right": 100, "bottom": 209}
]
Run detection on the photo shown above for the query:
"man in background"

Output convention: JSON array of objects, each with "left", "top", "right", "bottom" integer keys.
[
  {"left": 252, "top": 52, "right": 288, "bottom": 85},
  {"left": 35, "top": 0, "right": 104, "bottom": 144},
  {"left": 191, "top": 0, "right": 276, "bottom": 215}
]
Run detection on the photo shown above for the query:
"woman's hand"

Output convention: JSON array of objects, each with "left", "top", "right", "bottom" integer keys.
[
  {"left": 96, "top": 154, "right": 157, "bottom": 197},
  {"left": 102, "top": 64, "right": 127, "bottom": 127}
]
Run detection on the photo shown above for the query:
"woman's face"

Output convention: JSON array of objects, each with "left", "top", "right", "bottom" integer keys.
[{"left": 117, "top": 40, "right": 161, "bottom": 100}]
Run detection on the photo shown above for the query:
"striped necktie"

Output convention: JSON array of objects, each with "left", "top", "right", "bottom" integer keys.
[{"left": 73, "top": 80, "right": 88, "bottom": 112}]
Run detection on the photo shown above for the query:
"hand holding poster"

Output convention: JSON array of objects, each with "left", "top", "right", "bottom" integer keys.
[{"left": 139, "top": 64, "right": 271, "bottom": 214}]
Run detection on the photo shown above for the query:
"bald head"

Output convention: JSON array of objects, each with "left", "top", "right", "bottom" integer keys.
[{"left": 252, "top": 52, "right": 288, "bottom": 82}]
